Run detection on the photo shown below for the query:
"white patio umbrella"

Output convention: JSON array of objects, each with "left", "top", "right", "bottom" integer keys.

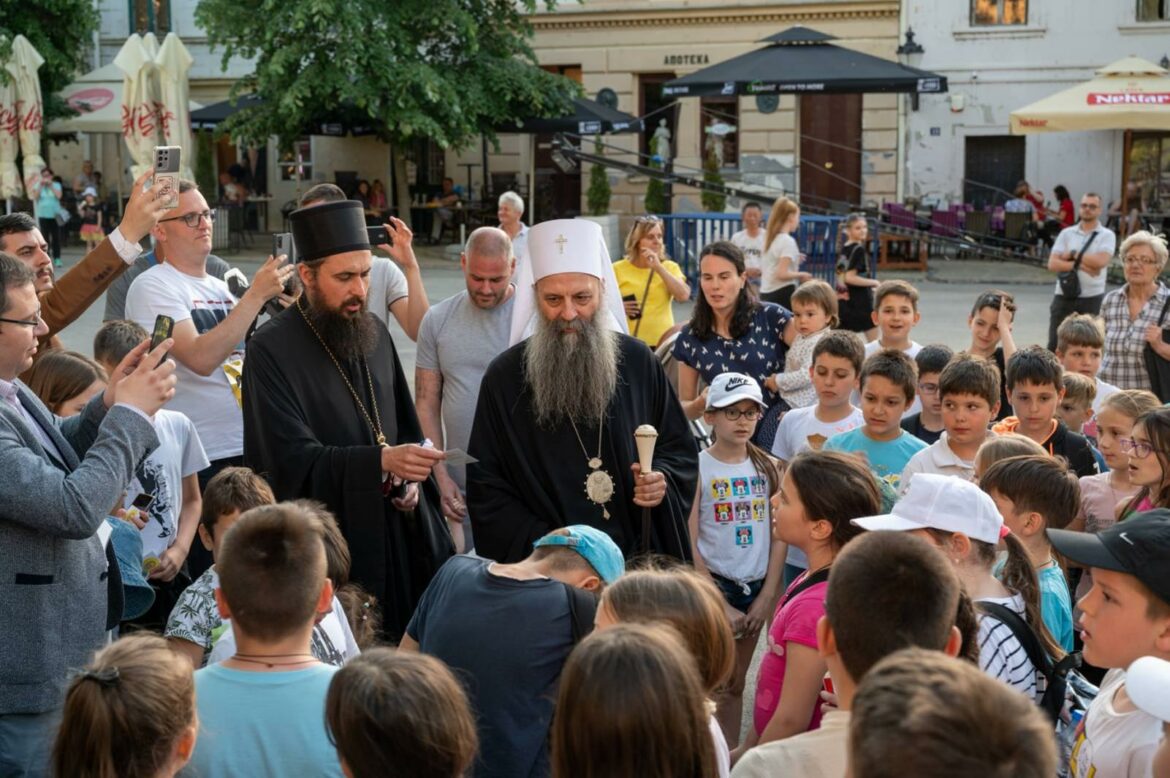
[
  {"left": 155, "top": 33, "right": 195, "bottom": 179},
  {"left": 0, "top": 63, "right": 21, "bottom": 198},
  {"left": 1010, "top": 57, "right": 1170, "bottom": 134},
  {"left": 114, "top": 33, "right": 163, "bottom": 179},
  {"left": 6, "top": 35, "right": 46, "bottom": 199}
]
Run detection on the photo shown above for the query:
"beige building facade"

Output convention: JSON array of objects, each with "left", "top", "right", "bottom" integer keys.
[{"left": 447, "top": 0, "right": 903, "bottom": 228}]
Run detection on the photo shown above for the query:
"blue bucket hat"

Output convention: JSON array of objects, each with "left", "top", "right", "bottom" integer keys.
[
  {"left": 105, "top": 517, "right": 156, "bottom": 620},
  {"left": 533, "top": 525, "right": 626, "bottom": 585}
]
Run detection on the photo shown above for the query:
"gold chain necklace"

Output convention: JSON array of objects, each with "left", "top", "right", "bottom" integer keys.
[
  {"left": 297, "top": 298, "right": 386, "bottom": 446},
  {"left": 567, "top": 416, "right": 614, "bottom": 519}
]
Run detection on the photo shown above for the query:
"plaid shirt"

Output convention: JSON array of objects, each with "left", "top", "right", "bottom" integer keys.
[{"left": 1099, "top": 284, "right": 1170, "bottom": 390}]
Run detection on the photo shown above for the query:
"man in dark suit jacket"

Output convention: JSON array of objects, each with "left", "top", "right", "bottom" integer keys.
[
  {"left": 0, "top": 169, "right": 167, "bottom": 378},
  {"left": 0, "top": 254, "right": 176, "bottom": 777}
]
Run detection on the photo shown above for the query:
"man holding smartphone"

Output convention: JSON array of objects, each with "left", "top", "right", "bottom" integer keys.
[
  {"left": 0, "top": 253, "right": 176, "bottom": 775},
  {"left": 124, "top": 180, "right": 292, "bottom": 578},
  {"left": 0, "top": 169, "right": 170, "bottom": 379}
]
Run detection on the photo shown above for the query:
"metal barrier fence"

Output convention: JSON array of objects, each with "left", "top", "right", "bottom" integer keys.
[{"left": 658, "top": 213, "right": 879, "bottom": 291}]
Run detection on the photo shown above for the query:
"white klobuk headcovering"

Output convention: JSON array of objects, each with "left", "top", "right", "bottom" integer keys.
[{"left": 508, "top": 218, "right": 629, "bottom": 346}]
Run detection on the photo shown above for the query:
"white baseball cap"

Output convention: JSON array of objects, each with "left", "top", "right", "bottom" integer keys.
[
  {"left": 851, "top": 473, "right": 1007, "bottom": 546},
  {"left": 706, "top": 372, "right": 765, "bottom": 411},
  {"left": 1128, "top": 656, "right": 1170, "bottom": 722}
]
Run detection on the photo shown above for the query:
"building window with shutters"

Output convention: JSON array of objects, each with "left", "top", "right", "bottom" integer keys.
[
  {"left": 1137, "top": 0, "right": 1170, "bottom": 21},
  {"left": 970, "top": 0, "right": 1027, "bottom": 25},
  {"left": 130, "top": 0, "right": 171, "bottom": 34}
]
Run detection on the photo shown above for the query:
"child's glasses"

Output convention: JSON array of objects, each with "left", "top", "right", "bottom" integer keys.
[
  {"left": 1120, "top": 437, "right": 1154, "bottom": 459},
  {"left": 721, "top": 408, "right": 762, "bottom": 421},
  {"left": 918, "top": 382, "right": 939, "bottom": 395}
]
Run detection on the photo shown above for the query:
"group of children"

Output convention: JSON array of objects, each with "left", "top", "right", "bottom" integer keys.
[
  {"left": 29, "top": 268, "right": 1170, "bottom": 777},
  {"left": 684, "top": 275, "right": 1170, "bottom": 777}
]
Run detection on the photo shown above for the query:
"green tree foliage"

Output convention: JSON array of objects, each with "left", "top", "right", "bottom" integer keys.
[
  {"left": 195, "top": 0, "right": 579, "bottom": 222},
  {"left": 700, "top": 146, "right": 726, "bottom": 213},
  {"left": 0, "top": 0, "right": 101, "bottom": 123},
  {"left": 586, "top": 136, "right": 610, "bottom": 216}
]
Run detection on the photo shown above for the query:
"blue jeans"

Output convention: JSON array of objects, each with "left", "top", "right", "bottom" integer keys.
[{"left": 0, "top": 709, "right": 60, "bottom": 778}]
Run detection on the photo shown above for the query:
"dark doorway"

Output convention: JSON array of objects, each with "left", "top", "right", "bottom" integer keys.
[
  {"left": 640, "top": 72, "right": 678, "bottom": 160},
  {"left": 799, "top": 93, "right": 862, "bottom": 210},
  {"left": 964, "top": 135, "right": 1026, "bottom": 207},
  {"left": 534, "top": 65, "right": 584, "bottom": 221},
  {"left": 534, "top": 133, "right": 582, "bottom": 220}
]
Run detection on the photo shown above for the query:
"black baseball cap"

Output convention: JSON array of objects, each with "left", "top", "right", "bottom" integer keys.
[{"left": 1048, "top": 510, "right": 1170, "bottom": 607}]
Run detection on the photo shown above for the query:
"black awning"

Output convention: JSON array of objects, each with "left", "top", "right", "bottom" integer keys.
[
  {"left": 502, "top": 97, "right": 643, "bottom": 135},
  {"left": 663, "top": 26, "right": 948, "bottom": 97},
  {"left": 189, "top": 94, "right": 265, "bottom": 130},
  {"left": 190, "top": 95, "right": 378, "bottom": 137}
]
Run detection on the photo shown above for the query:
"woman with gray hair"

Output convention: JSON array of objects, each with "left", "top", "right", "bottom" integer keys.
[
  {"left": 1099, "top": 230, "right": 1170, "bottom": 391},
  {"left": 497, "top": 191, "right": 528, "bottom": 261}
]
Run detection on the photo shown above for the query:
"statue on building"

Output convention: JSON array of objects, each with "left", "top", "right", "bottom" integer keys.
[{"left": 652, "top": 120, "right": 672, "bottom": 165}]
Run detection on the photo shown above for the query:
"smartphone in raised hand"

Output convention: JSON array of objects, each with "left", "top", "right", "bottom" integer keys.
[{"left": 153, "top": 146, "right": 181, "bottom": 210}]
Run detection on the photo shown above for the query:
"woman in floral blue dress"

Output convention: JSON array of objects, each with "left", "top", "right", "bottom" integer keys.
[{"left": 674, "top": 240, "right": 795, "bottom": 449}]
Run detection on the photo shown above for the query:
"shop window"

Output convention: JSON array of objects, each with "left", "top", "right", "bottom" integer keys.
[
  {"left": 700, "top": 96, "right": 739, "bottom": 169},
  {"left": 1137, "top": 0, "right": 1170, "bottom": 20},
  {"left": 278, "top": 139, "right": 312, "bottom": 183},
  {"left": 970, "top": 0, "right": 1027, "bottom": 25},
  {"left": 130, "top": 0, "right": 171, "bottom": 34},
  {"left": 1127, "top": 133, "right": 1170, "bottom": 214}
]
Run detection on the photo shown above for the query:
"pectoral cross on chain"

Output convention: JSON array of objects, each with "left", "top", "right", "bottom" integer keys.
[{"left": 555, "top": 234, "right": 568, "bottom": 254}]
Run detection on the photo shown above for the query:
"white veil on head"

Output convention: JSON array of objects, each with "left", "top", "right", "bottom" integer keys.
[{"left": 508, "top": 218, "right": 629, "bottom": 346}]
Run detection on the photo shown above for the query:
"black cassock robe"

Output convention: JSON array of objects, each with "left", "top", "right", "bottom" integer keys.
[
  {"left": 467, "top": 333, "right": 699, "bottom": 563},
  {"left": 241, "top": 306, "right": 453, "bottom": 640}
]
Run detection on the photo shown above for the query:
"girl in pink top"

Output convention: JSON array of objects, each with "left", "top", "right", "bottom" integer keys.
[{"left": 735, "top": 450, "right": 881, "bottom": 760}]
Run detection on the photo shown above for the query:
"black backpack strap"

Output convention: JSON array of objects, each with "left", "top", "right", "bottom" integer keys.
[
  {"left": 564, "top": 584, "right": 599, "bottom": 645},
  {"left": 784, "top": 566, "right": 831, "bottom": 602},
  {"left": 1157, "top": 284, "right": 1170, "bottom": 327},
  {"left": 977, "top": 601, "right": 1070, "bottom": 721}
]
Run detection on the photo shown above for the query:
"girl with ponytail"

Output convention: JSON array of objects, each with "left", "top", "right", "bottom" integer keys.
[
  {"left": 53, "top": 633, "right": 196, "bottom": 778},
  {"left": 853, "top": 473, "right": 1063, "bottom": 700}
]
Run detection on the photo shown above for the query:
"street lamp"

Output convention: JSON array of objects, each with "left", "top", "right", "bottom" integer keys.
[{"left": 897, "top": 28, "right": 926, "bottom": 111}]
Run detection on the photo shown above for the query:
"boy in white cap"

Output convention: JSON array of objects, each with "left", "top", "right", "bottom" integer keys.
[{"left": 468, "top": 219, "right": 698, "bottom": 564}]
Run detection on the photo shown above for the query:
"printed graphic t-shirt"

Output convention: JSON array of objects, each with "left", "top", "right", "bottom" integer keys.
[
  {"left": 696, "top": 450, "right": 771, "bottom": 586},
  {"left": 126, "top": 262, "right": 245, "bottom": 460}
]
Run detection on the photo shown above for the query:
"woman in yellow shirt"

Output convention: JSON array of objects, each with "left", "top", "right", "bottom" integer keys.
[{"left": 612, "top": 215, "right": 691, "bottom": 348}]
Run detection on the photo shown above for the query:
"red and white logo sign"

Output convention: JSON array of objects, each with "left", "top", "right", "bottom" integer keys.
[
  {"left": 66, "top": 87, "right": 115, "bottom": 114},
  {"left": 1087, "top": 92, "right": 1170, "bottom": 106}
]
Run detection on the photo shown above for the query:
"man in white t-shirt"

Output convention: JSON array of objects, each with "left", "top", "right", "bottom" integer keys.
[
  {"left": 124, "top": 181, "right": 291, "bottom": 515},
  {"left": 1046, "top": 193, "right": 1116, "bottom": 351},
  {"left": 730, "top": 202, "right": 766, "bottom": 283},
  {"left": 415, "top": 227, "right": 516, "bottom": 552},
  {"left": 299, "top": 183, "right": 430, "bottom": 340}
]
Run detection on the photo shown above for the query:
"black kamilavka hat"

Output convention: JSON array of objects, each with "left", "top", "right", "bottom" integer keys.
[{"left": 289, "top": 199, "right": 370, "bottom": 263}]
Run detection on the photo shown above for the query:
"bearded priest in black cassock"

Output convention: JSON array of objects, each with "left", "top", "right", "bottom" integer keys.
[
  {"left": 467, "top": 219, "right": 698, "bottom": 564},
  {"left": 241, "top": 200, "right": 453, "bottom": 640}
]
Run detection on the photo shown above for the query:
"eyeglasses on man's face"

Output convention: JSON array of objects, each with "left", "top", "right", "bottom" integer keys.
[
  {"left": 0, "top": 310, "right": 44, "bottom": 328},
  {"left": 159, "top": 209, "right": 217, "bottom": 228}
]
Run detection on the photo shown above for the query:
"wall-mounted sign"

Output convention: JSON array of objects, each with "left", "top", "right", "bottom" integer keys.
[
  {"left": 930, "top": 127, "right": 941, "bottom": 136},
  {"left": 664, "top": 54, "right": 710, "bottom": 66},
  {"left": 756, "top": 94, "right": 779, "bottom": 114}
]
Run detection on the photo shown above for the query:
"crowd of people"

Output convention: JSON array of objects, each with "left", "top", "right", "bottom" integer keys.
[{"left": 1, "top": 175, "right": 1170, "bottom": 778}]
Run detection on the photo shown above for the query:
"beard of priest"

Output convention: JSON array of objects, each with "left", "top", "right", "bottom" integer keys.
[
  {"left": 241, "top": 199, "right": 453, "bottom": 642},
  {"left": 467, "top": 219, "right": 698, "bottom": 565}
]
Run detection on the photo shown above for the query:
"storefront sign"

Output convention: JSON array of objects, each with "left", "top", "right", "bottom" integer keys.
[
  {"left": 664, "top": 54, "right": 709, "bottom": 66},
  {"left": 1087, "top": 92, "right": 1170, "bottom": 105}
]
